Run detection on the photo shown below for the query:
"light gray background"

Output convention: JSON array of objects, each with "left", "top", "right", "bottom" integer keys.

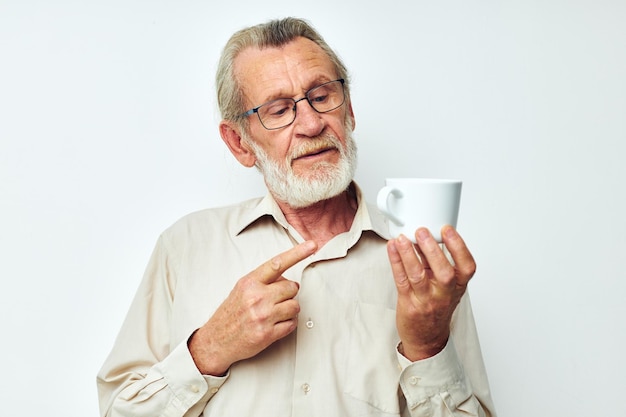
[{"left": 1, "top": 1, "right": 624, "bottom": 416}]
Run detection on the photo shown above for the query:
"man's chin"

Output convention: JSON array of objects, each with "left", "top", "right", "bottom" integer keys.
[
  {"left": 281, "top": 178, "right": 353, "bottom": 208},
  {"left": 259, "top": 146, "right": 356, "bottom": 209}
]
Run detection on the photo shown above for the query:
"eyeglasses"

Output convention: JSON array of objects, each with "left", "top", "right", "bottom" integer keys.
[{"left": 240, "top": 79, "right": 345, "bottom": 130}]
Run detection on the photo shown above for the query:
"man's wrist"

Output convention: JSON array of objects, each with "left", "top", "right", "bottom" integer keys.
[
  {"left": 398, "top": 338, "right": 448, "bottom": 362},
  {"left": 187, "top": 329, "right": 230, "bottom": 376}
]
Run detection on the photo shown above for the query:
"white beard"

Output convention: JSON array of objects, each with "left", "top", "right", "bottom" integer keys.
[{"left": 243, "top": 129, "right": 358, "bottom": 209}]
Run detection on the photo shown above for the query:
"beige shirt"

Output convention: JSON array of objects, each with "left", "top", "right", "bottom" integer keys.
[{"left": 97, "top": 185, "right": 496, "bottom": 417}]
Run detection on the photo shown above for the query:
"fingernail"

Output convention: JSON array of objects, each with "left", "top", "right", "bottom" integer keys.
[
  {"left": 417, "top": 228, "right": 430, "bottom": 241},
  {"left": 443, "top": 226, "right": 455, "bottom": 239}
]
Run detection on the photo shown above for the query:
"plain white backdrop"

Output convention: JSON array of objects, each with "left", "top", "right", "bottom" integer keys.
[{"left": 1, "top": 1, "right": 625, "bottom": 416}]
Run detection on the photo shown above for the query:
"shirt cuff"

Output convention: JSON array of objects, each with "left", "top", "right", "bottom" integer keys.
[
  {"left": 155, "top": 339, "right": 229, "bottom": 411},
  {"left": 396, "top": 339, "right": 472, "bottom": 413}
]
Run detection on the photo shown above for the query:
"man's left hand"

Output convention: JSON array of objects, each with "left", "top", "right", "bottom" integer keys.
[{"left": 387, "top": 226, "right": 476, "bottom": 361}]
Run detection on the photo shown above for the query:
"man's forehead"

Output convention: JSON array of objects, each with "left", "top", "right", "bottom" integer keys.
[{"left": 233, "top": 38, "right": 336, "bottom": 103}]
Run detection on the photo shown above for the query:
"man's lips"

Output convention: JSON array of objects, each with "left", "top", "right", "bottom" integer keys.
[{"left": 293, "top": 146, "right": 337, "bottom": 160}]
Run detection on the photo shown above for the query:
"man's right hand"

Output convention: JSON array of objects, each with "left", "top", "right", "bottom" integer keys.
[{"left": 188, "top": 240, "right": 317, "bottom": 376}]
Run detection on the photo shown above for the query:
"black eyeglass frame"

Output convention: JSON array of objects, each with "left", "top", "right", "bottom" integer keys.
[{"left": 240, "top": 78, "right": 346, "bottom": 130}]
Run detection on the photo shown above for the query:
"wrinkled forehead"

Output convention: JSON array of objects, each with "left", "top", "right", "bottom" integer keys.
[{"left": 233, "top": 37, "right": 338, "bottom": 107}]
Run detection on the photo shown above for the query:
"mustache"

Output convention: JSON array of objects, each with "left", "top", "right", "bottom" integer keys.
[{"left": 289, "top": 134, "right": 342, "bottom": 161}]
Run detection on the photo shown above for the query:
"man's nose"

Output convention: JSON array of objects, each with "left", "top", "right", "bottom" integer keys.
[{"left": 292, "top": 97, "right": 324, "bottom": 136}]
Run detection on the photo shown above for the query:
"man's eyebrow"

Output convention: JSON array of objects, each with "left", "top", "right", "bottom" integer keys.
[
  {"left": 303, "top": 76, "right": 335, "bottom": 92},
  {"left": 258, "top": 76, "right": 336, "bottom": 104},
  {"left": 262, "top": 89, "right": 292, "bottom": 103}
]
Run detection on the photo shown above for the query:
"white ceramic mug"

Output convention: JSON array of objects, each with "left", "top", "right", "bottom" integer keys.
[{"left": 376, "top": 178, "right": 462, "bottom": 243}]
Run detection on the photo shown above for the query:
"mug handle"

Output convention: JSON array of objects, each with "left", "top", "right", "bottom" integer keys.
[{"left": 376, "top": 186, "right": 404, "bottom": 226}]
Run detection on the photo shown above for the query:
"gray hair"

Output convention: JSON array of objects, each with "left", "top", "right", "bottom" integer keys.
[{"left": 215, "top": 17, "right": 351, "bottom": 130}]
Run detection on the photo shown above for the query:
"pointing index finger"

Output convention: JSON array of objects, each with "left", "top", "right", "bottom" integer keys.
[{"left": 256, "top": 241, "right": 317, "bottom": 284}]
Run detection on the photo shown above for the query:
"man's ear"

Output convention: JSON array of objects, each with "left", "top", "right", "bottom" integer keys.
[
  {"left": 347, "top": 102, "right": 356, "bottom": 131},
  {"left": 219, "top": 121, "right": 257, "bottom": 168}
]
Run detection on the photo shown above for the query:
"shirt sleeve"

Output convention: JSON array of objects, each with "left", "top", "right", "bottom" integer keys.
[
  {"left": 102, "top": 341, "right": 228, "bottom": 417},
  {"left": 396, "top": 293, "right": 497, "bottom": 417},
  {"left": 96, "top": 235, "right": 227, "bottom": 417}
]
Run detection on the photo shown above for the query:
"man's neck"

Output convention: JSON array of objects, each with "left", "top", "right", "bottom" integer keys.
[{"left": 275, "top": 186, "right": 358, "bottom": 249}]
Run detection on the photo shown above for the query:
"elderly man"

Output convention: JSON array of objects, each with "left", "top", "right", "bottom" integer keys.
[{"left": 97, "top": 17, "right": 496, "bottom": 417}]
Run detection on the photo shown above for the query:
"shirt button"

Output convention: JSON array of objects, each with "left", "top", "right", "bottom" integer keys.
[
  {"left": 301, "top": 383, "right": 311, "bottom": 394},
  {"left": 305, "top": 318, "right": 314, "bottom": 329},
  {"left": 190, "top": 385, "right": 199, "bottom": 393},
  {"left": 409, "top": 376, "right": 419, "bottom": 386},
  {"left": 210, "top": 387, "right": 219, "bottom": 394}
]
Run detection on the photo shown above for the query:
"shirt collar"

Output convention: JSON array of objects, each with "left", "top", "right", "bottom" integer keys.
[{"left": 234, "top": 182, "right": 390, "bottom": 241}]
